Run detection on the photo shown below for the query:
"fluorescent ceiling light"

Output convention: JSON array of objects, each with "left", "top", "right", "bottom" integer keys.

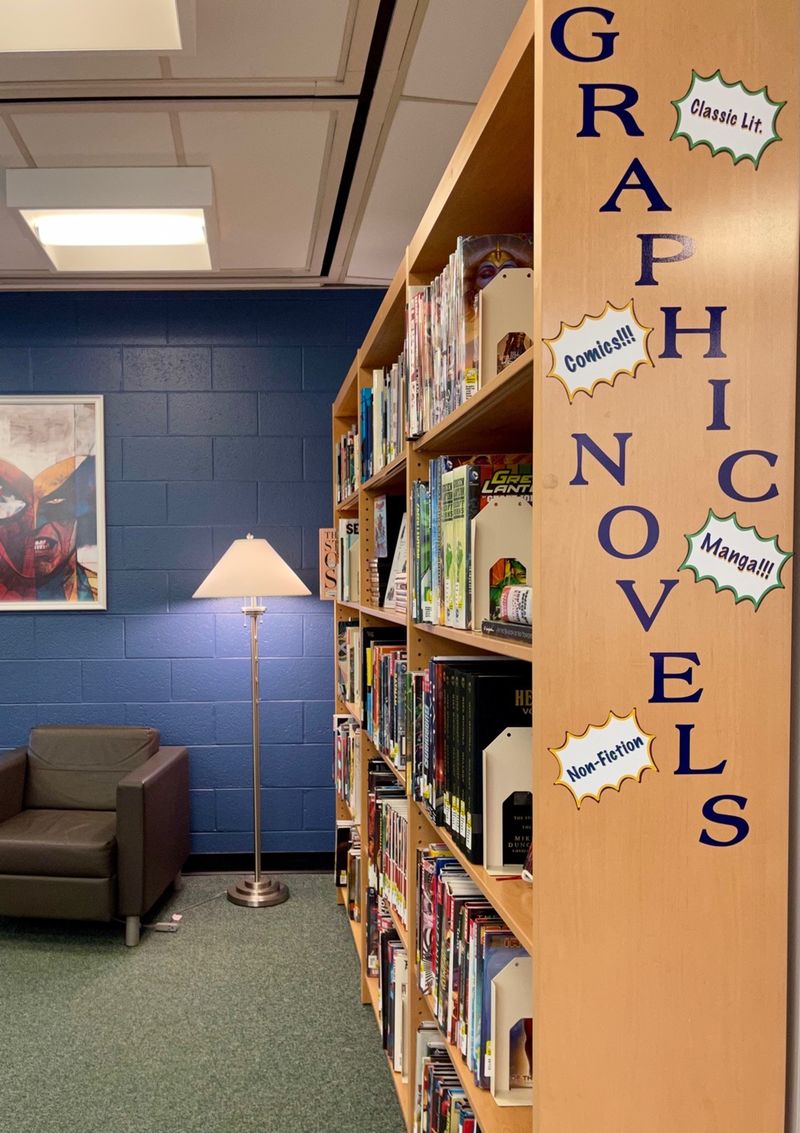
[
  {"left": 27, "top": 210, "right": 207, "bottom": 248},
  {"left": 6, "top": 167, "right": 213, "bottom": 272},
  {"left": 0, "top": 0, "right": 182, "bottom": 52}
]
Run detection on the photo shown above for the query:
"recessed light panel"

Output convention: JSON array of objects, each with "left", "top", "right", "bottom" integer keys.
[
  {"left": 0, "top": 0, "right": 181, "bottom": 53},
  {"left": 6, "top": 167, "right": 212, "bottom": 272}
]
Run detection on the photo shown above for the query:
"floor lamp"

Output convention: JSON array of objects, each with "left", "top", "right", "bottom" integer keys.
[{"left": 193, "top": 533, "right": 310, "bottom": 908}]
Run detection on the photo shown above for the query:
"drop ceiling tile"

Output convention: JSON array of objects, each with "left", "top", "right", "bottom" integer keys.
[
  {"left": 170, "top": 0, "right": 350, "bottom": 80},
  {"left": 347, "top": 99, "right": 472, "bottom": 282},
  {"left": 403, "top": 0, "right": 526, "bottom": 104},
  {"left": 179, "top": 108, "right": 332, "bottom": 271},
  {"left": 11, "top": 112, "right": 177, "bottom": 166}
]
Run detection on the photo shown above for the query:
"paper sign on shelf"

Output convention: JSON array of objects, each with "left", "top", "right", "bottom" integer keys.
[
  {"left": 550, "top": 709, "right": 657, "bottom": 808},
  {"left": 679, "top": 509, "right": 793, "bottom": 610},
  {"left": 671, "top": 69, "right": 785, "bottom": 169},
  {"left": 544, "top": 299, "right": 653, "bottom": 401}
]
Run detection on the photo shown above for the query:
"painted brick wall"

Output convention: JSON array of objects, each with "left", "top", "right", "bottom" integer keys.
[{"left": 0, "top": 289, "right": 383, "bottom": 854}]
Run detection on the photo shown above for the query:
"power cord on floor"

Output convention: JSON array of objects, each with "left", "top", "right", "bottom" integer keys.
[{"left": 115, "top": 889, "right": 228, "bottom": 936}]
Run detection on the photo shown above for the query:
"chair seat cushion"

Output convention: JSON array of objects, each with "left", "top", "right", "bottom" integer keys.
[{"left": 0, "top": 810, "right": 116, "bottom": 879}]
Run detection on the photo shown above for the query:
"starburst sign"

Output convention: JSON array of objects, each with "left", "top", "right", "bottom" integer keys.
[{"left": 671, "top": 69, "right": 785, "bottom": 169}]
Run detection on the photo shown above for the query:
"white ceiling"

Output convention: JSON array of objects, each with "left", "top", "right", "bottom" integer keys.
[{"left": 0, "top": 0, "right": 525, "bottom": 289}]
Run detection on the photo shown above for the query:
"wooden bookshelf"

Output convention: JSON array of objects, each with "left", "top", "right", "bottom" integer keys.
[
  {"left": 388, "top": 902, "right": 409, "bottom": 952},
  {"left": 335, "top": 489, "right": 359, "bottom": 513},
  {"left": 335, "top": 0, "right": 798, "bottom": 1129},
  {"left": 415, "top": 621, "right": 532, "bottom": 663},
  {"left": 412, "top": 347, "right": 533, "bottom": 456},
  {"left": 347, "top": 908, "right": 363, "bottom": 966},
  {"left": 418, "top": 808, "right": 533, "bottom": 956},
  {"left": 361, "top": 452, "right": 407, "bottom": 493},
  {"left": 360, "top": 603, "right": 406, "bottom": 626},
  {"left": 420, "top": 992, "right": 530, "bottom": 1133},
  {"left": 365, "top": 975, "right": 413, "bottom": 1128},
  {"left": 331, "top": 8, "right": 536, "bottom": 1131}
]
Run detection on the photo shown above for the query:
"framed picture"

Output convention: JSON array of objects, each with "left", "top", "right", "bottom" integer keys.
[{"left": 0, "top": 394, "right": 106, "bottom": 611}]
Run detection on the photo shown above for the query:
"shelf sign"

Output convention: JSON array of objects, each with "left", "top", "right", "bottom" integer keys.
[
  {"left": 680, "top": 510, "right": 792, "bottom": 609},
  {"left": 671, "top": 69, "right": 785, "bottom": 169},
  {"left": 544, "top": 299, "right": 653, "bottom": 401},
  {"left": 550, "top": 709, "right": 657, "bottom": 808}
]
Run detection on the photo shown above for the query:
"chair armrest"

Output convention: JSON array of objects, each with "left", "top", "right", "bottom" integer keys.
[
  {"left": 0, "top": 747, "right": 26, "bottom": 824},
  {"left": 116, "top": 746, "right": 190, "bottom": 917}
]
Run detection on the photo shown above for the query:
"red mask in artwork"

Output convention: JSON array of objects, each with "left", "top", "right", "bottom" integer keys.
[{"left": 0, "top": 459, "right": 35, "bottom": 601}]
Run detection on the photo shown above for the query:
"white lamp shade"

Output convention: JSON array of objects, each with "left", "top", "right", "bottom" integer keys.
[{"left": 192, "top": 534, "right": 311, "bottom": 599}]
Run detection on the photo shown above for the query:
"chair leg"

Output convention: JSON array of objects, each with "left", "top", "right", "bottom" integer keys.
[
  {"left": 125, "top": 916, "right": 141, "bottom": 947},
  {"left": 174, "top": 870, "right": 185, "bottom": 893}
]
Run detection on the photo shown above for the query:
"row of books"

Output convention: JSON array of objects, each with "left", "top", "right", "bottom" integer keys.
[
  {"left": 361, "top": 356, "right": 406, "bottom": 483},
  {"left": 336, "top": 619, "right": 360, "bottom": 705},
  {"left": 372, "top": 496, "right": 408, "bottom": 611},
  {"left": 339, "top": 821, "right": 361, "bottom": 922},
  {"left": 336, "top": 517, "right": 360, "bottom": 603},
  {"left": 414, "top": 1023, "right": 482, "bottom": 1133},
  {"left": 366, "top": 759, "right": 406, "bottom": 974},
  {"left": 337, "top": 621, "right": 532, "bottom": 867},
  {"left": 334, "top": 714, "right": 360, "bottom": 818},
  {"left": 379, "top": 920, "right": 409, "bottom": 1080},
  {"left": 336, "top": 235, "right": 533, "bottom": 503},
  {"left": 406, "top": 234, "right": 533, "bottom": 438},
  {"left": 411, "top": 657, "right": 531, "bottom": 863},
  {"left": 335, "top": 422, "right": 359, "bottom": 503},
  {"left": 364, "top": 632, "right": 407, "bottom": 770},
  {"left": 410, "top": 453, "right": 532, "bottom": 632},
  {"left": 417, "top": 846, "right": 532, "bottom": 1102}
]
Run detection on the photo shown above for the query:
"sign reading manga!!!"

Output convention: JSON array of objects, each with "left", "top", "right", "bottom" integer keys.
[{"left": 547, "top": 6, "right": 792, "bottom": 842}]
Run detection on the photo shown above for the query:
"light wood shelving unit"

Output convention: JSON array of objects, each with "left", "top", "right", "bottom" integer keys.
[
  {"left": 334, "top": 0, "right": 799, "bottom": 1130},
  {"left": 332, "top": 7, "right": 535, "bottom": 1129}
]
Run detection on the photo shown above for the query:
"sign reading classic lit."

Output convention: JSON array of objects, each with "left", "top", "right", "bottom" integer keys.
[{"left": 547, "top": 5, "right": 792, "bottom": 846}]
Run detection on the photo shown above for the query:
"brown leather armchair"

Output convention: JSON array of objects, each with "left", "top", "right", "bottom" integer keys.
[{"left": 0, "top": 725, "right": 190, "bottom": 946}]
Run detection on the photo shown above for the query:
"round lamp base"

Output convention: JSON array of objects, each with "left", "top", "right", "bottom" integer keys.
[{"left": 227, "top": 874, "right": 289, "bottom": 908}]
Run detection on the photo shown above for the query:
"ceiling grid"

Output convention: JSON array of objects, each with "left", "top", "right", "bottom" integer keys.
[{"left": 0, "top": 0, "right": 524, "bottom": 289}]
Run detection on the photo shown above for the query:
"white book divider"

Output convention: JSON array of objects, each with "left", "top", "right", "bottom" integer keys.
[
  {"left": 470, "top": 497, "right": 532, "bottom": 627},
  {"left": 478, "top": 267, "right": 533, "bottom": 385},
  {"left": 490, "top": 954, "right": 533, "bottom": 1106},
  {"left": 483, "top": 726, "right": 532, "bottom": 875}
]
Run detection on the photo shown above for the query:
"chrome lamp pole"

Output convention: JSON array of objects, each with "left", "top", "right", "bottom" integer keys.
[{"left": 193, "top": 533, "right": 310, "bottom": 908}]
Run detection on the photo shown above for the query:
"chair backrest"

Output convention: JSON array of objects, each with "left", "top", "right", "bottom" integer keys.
[{"left": 24, "top": 725, "right": 160, "bottom": 811}]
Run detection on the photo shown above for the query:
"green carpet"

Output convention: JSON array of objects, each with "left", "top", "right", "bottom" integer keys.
[{"left": 0, "top": 874, "right": 405, "bottom": 1133}]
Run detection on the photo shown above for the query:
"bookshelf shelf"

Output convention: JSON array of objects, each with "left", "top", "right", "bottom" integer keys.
[
  {"left": 388, "top": 902, "right": 409, "bottom": 951},
  {"left": 418, "top": 807, "right": 533, "bottom": 955},
  {"left": 335, "top": 490, "right": 359, "bottom": 512},
  {"left": 347, "top": 908, "right": 363, "bottom": 966},
  {"left": 360, "top": 603, "right": 406, "bottom": 626},
  {"left": 343, "top": 699, "right": 361, "bottom": 721},
  {"left": 360, "top": 262, "right": 406, "bottom": 371},
  {"left": 421, "top": 993, "right": 531, "bottom": 1133},
  {"left": 361, "top": 452, "right": 407, "bottom": 493},
  {"left": 412, "top": 347, "right": 533, "bottom": 455},
  {"left": 414, "top": 621, "right": 532, "bottom": 663},
  {"left": 333, "top": 361, "right": 359, "bottom": 418}
]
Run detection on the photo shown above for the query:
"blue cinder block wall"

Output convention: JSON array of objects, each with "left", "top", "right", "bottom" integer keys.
[{"left": 0, "top": 289, "right": 383, "bottom": 855}]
